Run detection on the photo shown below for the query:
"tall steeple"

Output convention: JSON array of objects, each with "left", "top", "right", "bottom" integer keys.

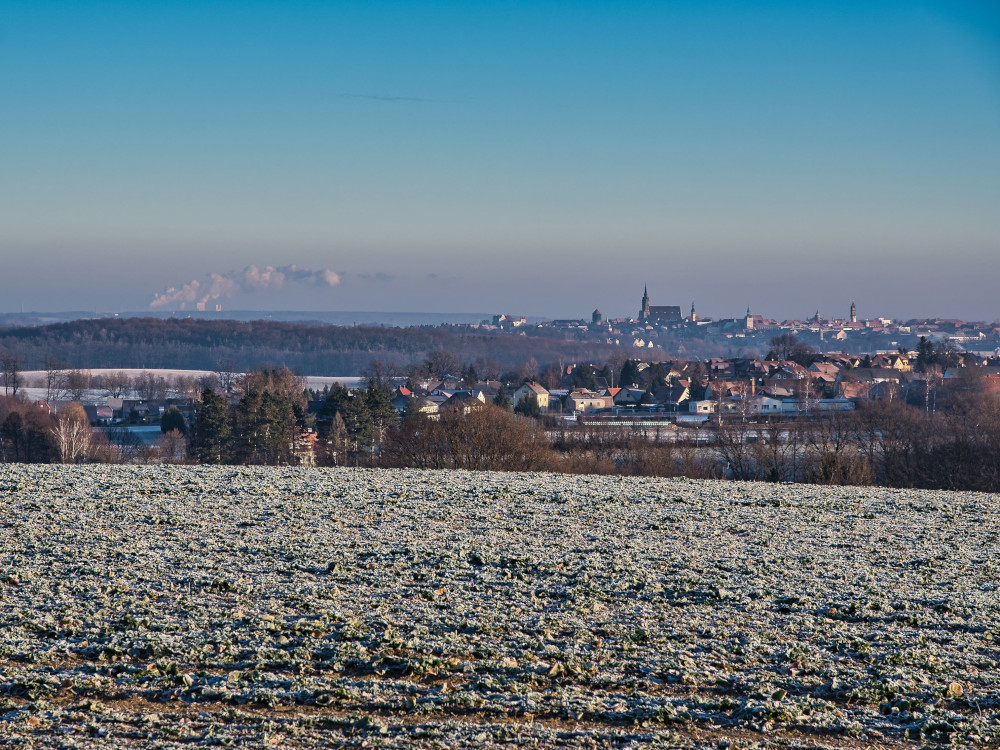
[
  {"left": 641, "top": 285, "right": 650, "bottom": 320},
  {"left": 690, "top": 301, "right": 697, "bottom": 322}
]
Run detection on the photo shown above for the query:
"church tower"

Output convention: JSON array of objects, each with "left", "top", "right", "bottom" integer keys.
[
  {"left": 690, "top": 301, "right": 697, "bottom": 323},
  {"left": 850, "top": 301, "right": 857, "bottom": 323},
  {"left": 640, "top": 285, "right": 650, "bottom": 320}
]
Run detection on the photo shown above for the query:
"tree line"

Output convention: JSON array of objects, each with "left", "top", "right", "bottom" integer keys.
[
  {"left": 4, "top": 345, "right": 1000, "bottom": 493},
  {"left": 0, "top": 317, "right": 623, "bottom": 374}
]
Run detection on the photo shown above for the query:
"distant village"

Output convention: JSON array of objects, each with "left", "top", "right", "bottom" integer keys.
[
  {"left": 3, "top": 284, "right": 1000, "bottom": 480},
  {"left": 2, "top": 284, "right": 998, "bottom": 464},
  {"left": 470, "top": 285, "right": 1000, "bottom": 355},
  {"left": 8, "top": 312, "right": 997, "bottom": 438},
  {"left": 392, "top": 348, "right": 1000, "bottom": 426}
]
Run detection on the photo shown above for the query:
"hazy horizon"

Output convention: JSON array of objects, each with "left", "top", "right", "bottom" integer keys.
[
  {"left": 3, "top": 301, "right": 998, "bottom": 328},
  {"left": 2, "top": 2, "right": 998, "bottom": 321}
]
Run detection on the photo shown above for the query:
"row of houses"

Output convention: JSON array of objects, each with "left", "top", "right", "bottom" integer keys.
[
  {"left": 79, "top": 398, "right": 196, "bottom": 425},
  {"left": 406, "top": 349, "right": 1000, "bottom": 421},
  {"left": 387, "top": 382, "right": 614, "bottom": 416}
]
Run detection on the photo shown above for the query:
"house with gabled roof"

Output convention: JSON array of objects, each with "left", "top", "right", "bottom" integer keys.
[
  {"left": 759, "top": 384, "right": 796, "bottom": 399},
  {"left": 513, "top": 382, "right": 549, "bottom": 411},
  {"left": 708, "top": 358, "right": 734, "bottom": 377},
  {"left": 83, "top": 404, "right": 114, "bottom": 424},
  {"left": 871, "top": 353, "right": 911, "bottom": 372},
  {"left": 429, "top": 380, "right": 463, "bottom": 395},
  {"left": 809, "top": 362, "right": 841, "bottom": 378},
  {"left": 440, "top": 391, "right": 487, "bottom": 415},
  {"left": 566, "top": 389, "right": 614, "bottom": 413},
  {"left": 613, "top": 387, "right": 646, "bottom": 406},
  {"left": 837, "top": 381, "right": 872, "bottom": 400},
  {"left": 652, "top": 383, "right": 690, "bottom": 412},
  {"left": 734, "top": 359, "right": 769, "bottom": 383},
  {"left": 705, "top": 380, "right": 742, "bottom": 399},
  {"left": 772, "top": 363, "right": 810, "bottom": 380}
]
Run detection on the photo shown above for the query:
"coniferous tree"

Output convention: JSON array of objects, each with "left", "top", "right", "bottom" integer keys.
[
  {"left": 493, "top": 383, "right": 511, "bottom": 409},
  {"left": 644, "top": 362, "right": 668, "bottom": 388},
  {"left": 316, "top": 383, "right": 350, "bottom": 439},
  {"left": 314, "top": 383, "right": 351, "bottom": 465},
  {"left": 462, "top": 364, "right": 478, "bottom": 386},
  {"left": 619, "top": 360, "right": 641, "bottom": 387},
  {"left": 366, "top": 380, "right": 397, "bottom": 453},
  {"left": 160, "top": 405, "right": 187, "bottom": 435},
  {"left": 231, "top": 388, "right": 297, "bottom": 465},
  {"left": 259, "top": 390, "right": 298, "bottom": 464},
  {"left": 189, "top": 388, "right": 231, "bottom": 464},
  {"left": 342, "top": 393, "right": 373, "bottom": 461},
  {"left": 324, "top": 412, "right": 347, "bottom": 465},
  {"left": 571, "top": 365, "right": 598, "bottom": 390},
  {"left": 514, "top": 393, "right": 541, "bottom": 418}
]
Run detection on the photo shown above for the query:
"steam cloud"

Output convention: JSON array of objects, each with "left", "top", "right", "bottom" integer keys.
[{"left": 150, "top": 264, "right": 341, "bottom": 310}]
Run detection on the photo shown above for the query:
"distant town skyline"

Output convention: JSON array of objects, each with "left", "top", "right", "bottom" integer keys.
[
  {"left": 2, "top": 2, "right": 998, "bottom": 321},
  {"left": 3, "top": 288, "right": 996, "bottom": 329}
]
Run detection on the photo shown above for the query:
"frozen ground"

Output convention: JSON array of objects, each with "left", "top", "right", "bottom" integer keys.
[{"left": 1, "top": 465, "right": 998, "bottom": 748}]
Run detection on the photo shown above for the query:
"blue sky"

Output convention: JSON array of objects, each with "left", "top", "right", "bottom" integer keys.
[{"left": 2, "top": 1, "right": 998, "bottom": 320}]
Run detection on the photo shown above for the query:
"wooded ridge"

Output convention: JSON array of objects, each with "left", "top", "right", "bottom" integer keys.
[{"left": 0, "top": 318, "right": 620, "bottom": 374}]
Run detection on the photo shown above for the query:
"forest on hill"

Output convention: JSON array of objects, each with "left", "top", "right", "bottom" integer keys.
[{"left": 0, "top": 317, "right": 621, "bottom": 374}]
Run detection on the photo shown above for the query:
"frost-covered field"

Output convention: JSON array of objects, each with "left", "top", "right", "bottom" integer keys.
[{"left": 1, "top": 466, "right": 998, "bottom": 749}]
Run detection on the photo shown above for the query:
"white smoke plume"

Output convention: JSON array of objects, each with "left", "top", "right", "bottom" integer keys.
[{"left": 150, "top": 264, "right": 341, "bottom": 310}]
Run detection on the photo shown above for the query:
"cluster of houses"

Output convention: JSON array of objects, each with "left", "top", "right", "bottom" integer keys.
[
  {"left": 385, "top": 381, "right": 569, "bottom": 417},
  {"left": 51, "top": 346, "right": 1000, "bottom": 433},
  {"left": 393, "top": 349, "right": 1000, "bottom": 423},
  {"left": 77, "top": 398, "right": 196, "bottom": 427}
]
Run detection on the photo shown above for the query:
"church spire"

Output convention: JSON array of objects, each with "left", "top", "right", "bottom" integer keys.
[{"left": 640, "top": 284, "right": 650, "bottom": 320}]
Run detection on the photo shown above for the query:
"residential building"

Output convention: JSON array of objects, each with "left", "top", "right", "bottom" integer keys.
[{"left": 513, "top": 382, "right": 549, "bottom": 411}]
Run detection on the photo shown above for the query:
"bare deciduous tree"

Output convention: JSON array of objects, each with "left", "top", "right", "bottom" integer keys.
[
  {"left": 214, "top": 359, "right": 241, "bottom": 397},
  {"left": 383, "top": 405, "right": 552, "bottom": 472},
  {"left": 235, "top": 367, "right": 306, "bottom": 405},
  {"left": 158, "top": 429, "right": 187, "bottom": 463},
  {"left": 64, "top": 370, "right": 91, "bottom": 401},
  {"left": 98, "top": 370, "right": 132, "bottom": 399},
  {"left": 363, "top": 359, "right": 403, "bottom": 388},
  {"left": 516, "top": 357, "right": 539, "bottom": 384},
  {"left": 52, "top": 402, "right": 92, "bottom": 463},
  {"left": 425, "top": 350, "right": 461, "bottom": 380},
  {"left": 1, "top": 350, "right": 23, "bottom": 396},
  {"left": 174, "top": 375, "right": 202, "bottom": 401},
  {"left": 472, "top": 357, "right": 502, "bottom": 382},
  {"left": 538, "top": 362, "right": 565, "bottom": 391},
  {"left": 44, "top": 355, "right": 68, "bottom": 403},
  {"left": 133, "top": 371, "right": 168, "bottom": 401},
  {"left": 101, "top": 425, "right": 150, "bottom": 464}
]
